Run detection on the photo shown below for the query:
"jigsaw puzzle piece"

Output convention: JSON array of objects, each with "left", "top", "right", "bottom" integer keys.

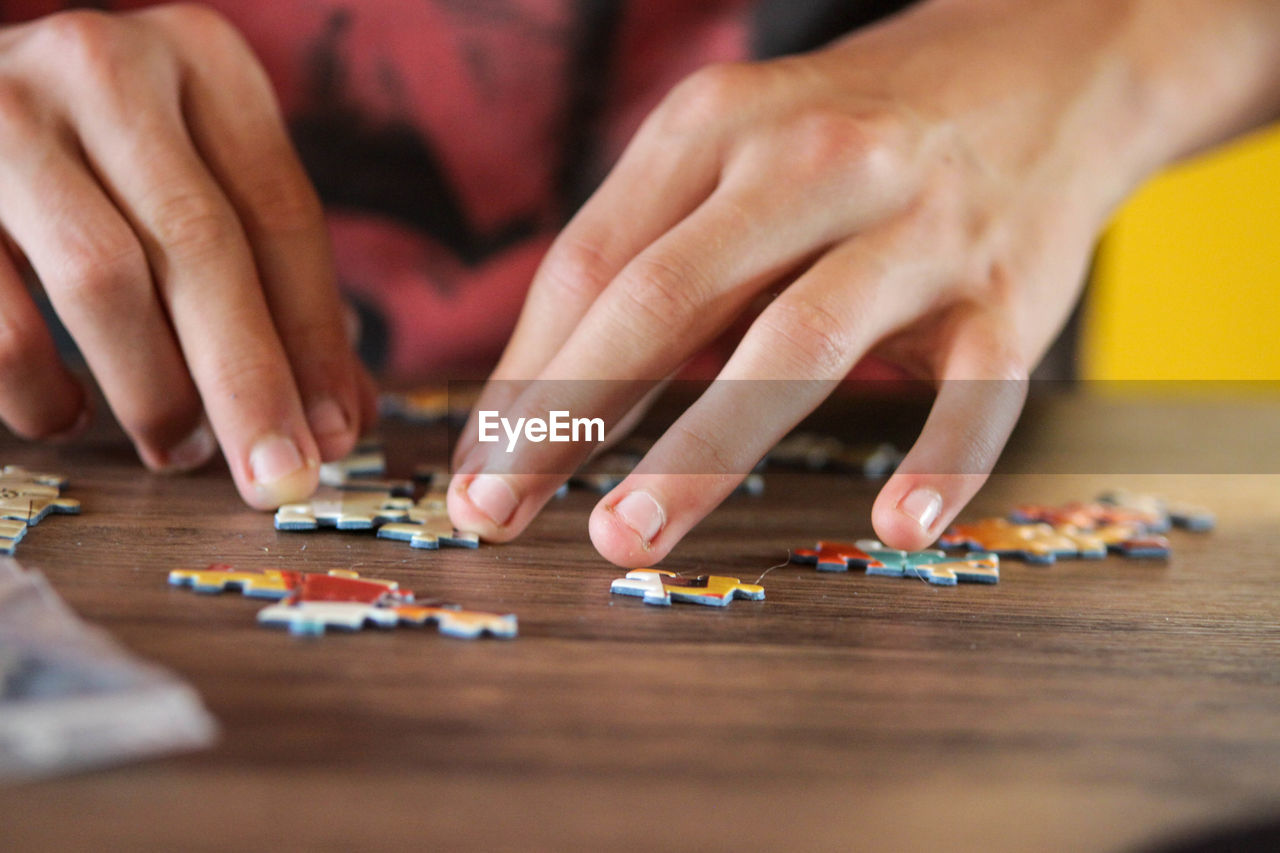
[
  {"left": 257, "top": 601, "right": 402, "bottom": 635},
  {"left": 610, "top": 570, "right": 671, "bottom": 605},
  {"left": 392, "top": 603, "right": 518, "bottom": 639},
  {"left": 852, "top": 540, "right": 999, "bottom": 585},
  {"left": 1010, "top": 501, "right": 1166, "bottom": 533},
  {"left": 294, "top": 571, "right": 410, "bottom": 605},
  {"left": 0, "top": 466, "right": 68, "bottom": 489},
  {"left": 792, "top": 541, "right": 887, "bottom": 573},
  {"left": 317, "top": 438, "right": 387, "bottom": 487},
  {"left": 939, "top": 518, "right": 1089, "bottom": 564},
  {"left": 167, "top": 565, "right": 301, "bottom": 599},
  {"left": 0, "top": 518, "right": 28, "bottom": 554},
  {"left": 611, "top": 570, "right": 765, "bottom": 607},
  {"left": 375, "top": 493, "right": 480, "bottom": 550},
  {"left": 1087, "top": 523, "right": 1171, "bottom": 558},
  {"left": 0, "top": 494, "right": 80, "bottom": 526},
  {"left": 275, "top": 490, "right": 414, "bottom": 531},
  {"left": 1097, "top": 489, "right": 1215, "bottom": 532}
]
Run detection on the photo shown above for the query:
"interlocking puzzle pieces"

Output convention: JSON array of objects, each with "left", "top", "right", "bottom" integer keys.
[
  {"left": 275, "top": 490, "right": 414, "bottom": 531},
  {"left": 168, "top": 565, "right": 516, "bottom": 638},
  {"left": 855, "top": 540, "right": 1000, "bottom": 586},
  {"left": 377, "top": 492, "right": 480, "bottom": 550},
  {"left": 0, "top": 465, "right": 79, "bottom": 554},
  {"left": 939, "top": 518, "right": 1169, "bottom": 563},
  {"left": 260, "top": 601, "right": 518, "bottom": 638},
  {"left": 610, "top": 570, "right": 765, "bottom": 607},
  {"left": 1097, "top": 489, "right": 1216, "bottom": 533},
  {"left": 791, "top": 540, "right": 998, "bottom": 585}
]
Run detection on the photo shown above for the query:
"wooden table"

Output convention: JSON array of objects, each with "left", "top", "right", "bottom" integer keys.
[{"left": 1, "top": 390, "right": 1277, "bottom": 851}]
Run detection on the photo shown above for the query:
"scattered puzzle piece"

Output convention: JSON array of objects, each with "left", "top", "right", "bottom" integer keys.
[
  {"left": 1097, "top": 489, "right": 1215, "bottom": 532},
  {"left": 0, "top": 466, "right": 68, "bottom": 489},
  {"left": 0, "top": 494, "right": 80, "bottom": 526},
  {"left": 317, "top": 438, "right": 387, "bottom": 488},
  {"left": 275, "top": 489, "right": 414, "bottom": 531},
  {"left": 1010, "top": 501, "right": 1166, "bottom": 533},
  {"left": 610, "top": 570, "right": 765, "bottom": 607},
  {"left": 0, "top": 465, "right": 78, "bottom": 554},
  {"left": 0, "top": 518, "right": 28, "bottom": 555},
  {"left": 791, "top": 541, "right": 886, "bottom": 573}
]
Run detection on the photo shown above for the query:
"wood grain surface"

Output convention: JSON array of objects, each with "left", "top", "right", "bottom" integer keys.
[{"left": 0, "top": 390, "right": 1277, "bottom": 852}]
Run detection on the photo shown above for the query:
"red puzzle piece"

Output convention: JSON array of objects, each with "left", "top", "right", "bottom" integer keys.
[{"left": 792, "top": 541, "right": 887, "bottom": 573}]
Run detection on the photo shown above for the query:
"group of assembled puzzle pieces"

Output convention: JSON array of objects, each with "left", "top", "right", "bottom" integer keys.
[
  {"left": 275, "top": 440, "right": 479, "bottom": 552},
  {"left": 169, "top": 564, "right": 517, "bottom": 638},
  {"left": 0, "top": 466, "right": 80, "bottom": 555},
  {"left": 787, "top": 490, "right": 1213, "bottom": 588}
]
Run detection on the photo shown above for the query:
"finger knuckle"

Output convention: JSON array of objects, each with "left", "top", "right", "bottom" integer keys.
[
  {"left": 237, "top": 169, "right": 324, "bottom": 239},
  {"left": 780, "top": 110, "right": 905, "bottom": 188},
  {"left": 33, "top": 10, "right": 133, "bottom": 77},
  {"left": 756, "top": 299, "right": 853, "bottom": 378},
  {"left": 50, "top": 229, "right": 148, "bottom": 308},
  {"left": 150, "top": 191, "right": 236, "bottom": 258},
  {"left": 618, "top": 252, "right": 714, "bottom": 332},
  {"left": 661, "top": 62, "right": 759, "bottom": 130},
  {"left": 541, "top": 238, "right": 614, "bottom": 307}
]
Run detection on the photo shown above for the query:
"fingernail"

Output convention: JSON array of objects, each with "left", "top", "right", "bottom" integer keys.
[
  {"left": 166, "top": 422, "right": 216, "bottom": 472},
  {"left": 613, "top": 490, "right": 665, "bottom": 545},
  {"left": 898, "top": 487, "right": 942, "bottom": 532},
  {"left": 306, "top": 397, "right": 349, "bottom": 441},
  {"left": 466, "top": 474, "right": 519, "bottom": 526},
  {"left": 250, "top": 434, "right": 306, "bottom": 487}
]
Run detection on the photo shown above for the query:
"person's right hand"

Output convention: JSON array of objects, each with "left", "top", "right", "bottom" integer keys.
[{"left": 0, "top": 5, "right": 373, "bottom": 508}]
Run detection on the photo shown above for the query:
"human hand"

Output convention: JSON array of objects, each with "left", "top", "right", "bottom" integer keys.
[
  {"left": 0, "top": 5, "right": 374, "bottom": 507},
  {"left": 448, "top": 0, "right": 1280, "bottom": 565}
]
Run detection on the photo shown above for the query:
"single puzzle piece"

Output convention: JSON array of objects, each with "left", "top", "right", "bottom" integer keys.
[
  {"left": 275, "top": 489, "right": 414, "bottom": 531},
  {"left": 168, "top": 565, "right": 302, "bottom": 599},
  {"left": 317, "top": 439, "right": 387, "bottom": 487},
  {"left": 0, "top": 494, "right": 80, "bottom": 526},
  {"left": 791, "top": 541, "right": 886, "bottom": 573},
  {"left": 0, "top": 518, "right": 28, "bottom": 554},
  {"left": 376, "top": 492, "right": 480, "bottom": 550},
  {"left": 0, "top": 466, "right": 69, "bottom": 489},
  {"left": 1097, "top": 489, "right": 1215, "bottom": 533},
  {"left": 939, "top": 518, "right": 1103, "bottom": 564},
  {"left": 610, "top": 570, "right": 765, "bottom": 607},
  {"left": 855, "top": 540, "right": 999, "bottom": 585}
]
